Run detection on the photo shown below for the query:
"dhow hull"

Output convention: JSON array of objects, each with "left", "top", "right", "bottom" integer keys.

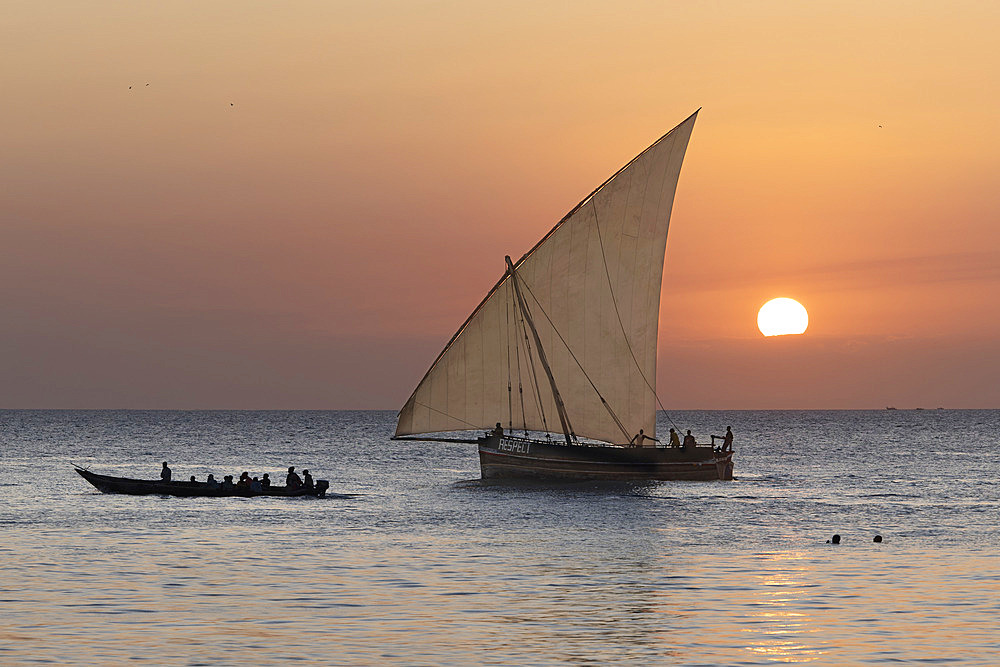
[{"left": 478, "top": 434, "right": 734, "bottom": 481}]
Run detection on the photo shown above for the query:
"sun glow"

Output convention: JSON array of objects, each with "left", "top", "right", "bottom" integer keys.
[{"left": 757, "top": 298, "right": 809, "bottom": 337}]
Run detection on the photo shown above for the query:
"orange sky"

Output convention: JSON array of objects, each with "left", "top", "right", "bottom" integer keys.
[{"left": 3, "top": 1, "right": 999, "bottom": 409}]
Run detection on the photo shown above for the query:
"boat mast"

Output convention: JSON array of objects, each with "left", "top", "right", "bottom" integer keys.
[{"left": 505, "top": 255, "right": 575, "bottom": 447}]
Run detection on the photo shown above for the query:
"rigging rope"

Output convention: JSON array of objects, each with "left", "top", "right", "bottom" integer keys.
[
  {"left": 412, "top": 400, "right": 479, "bottom": 429},
  {"left": 515, "top": 288, "right": 550, "bottom": 437},
  {"left": 511, "top": 286, "right": 529, "bottom": 436},
  {"left": 505, "top": 282, "right": 514, "bottom": 432},
  {"left": 518, "top": 276, "right": 631, "bottom": 442},
  {"left": 590, "top": 200, "right": 683, "bottom": 435}
]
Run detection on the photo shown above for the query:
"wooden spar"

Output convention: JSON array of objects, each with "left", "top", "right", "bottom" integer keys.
[
  {"left": 390, "top": 435, "right": 482, "bottom": 444},
  {"left": 505, "top": 255, "right": 574, "bottom": 448}
]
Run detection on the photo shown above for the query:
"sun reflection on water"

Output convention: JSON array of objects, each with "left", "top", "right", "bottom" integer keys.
[{"left": 738, "top": 551, "right": 828, "bottom": 663}]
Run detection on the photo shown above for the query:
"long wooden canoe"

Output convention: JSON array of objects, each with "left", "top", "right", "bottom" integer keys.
[{"left": 74, "top": 466, "right": 350, "bottom": 498}]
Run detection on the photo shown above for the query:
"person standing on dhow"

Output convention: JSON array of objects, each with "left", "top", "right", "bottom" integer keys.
[
  {"left": 160, "top": 462, "right": 172, "bottom": 482},
  {"left": 682, "top": 430, "right": 696, "bottom": 449},
  {"left": 629, "top": 429, "right": 659, "bottom": 447},
  {"left": 712, "top": 426, "right": 734, "bottom": 453}
]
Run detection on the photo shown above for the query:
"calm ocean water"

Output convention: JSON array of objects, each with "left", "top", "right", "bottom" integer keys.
[{"left": 1, "top": 409, "right": 998, "bottom": 665}]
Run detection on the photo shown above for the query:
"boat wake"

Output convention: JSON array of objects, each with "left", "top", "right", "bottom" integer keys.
[{"left": 451, "top": 477, "right": 661, "bottom": 495}]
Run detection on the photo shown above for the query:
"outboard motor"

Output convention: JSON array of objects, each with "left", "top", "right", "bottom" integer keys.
[{"left": 315, "top": 480, "right": 329, "bottom": 498}]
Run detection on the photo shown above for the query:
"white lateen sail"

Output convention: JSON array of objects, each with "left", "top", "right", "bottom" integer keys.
[{"left": 396, "top": 111, "right": 698, "bottom": 445}]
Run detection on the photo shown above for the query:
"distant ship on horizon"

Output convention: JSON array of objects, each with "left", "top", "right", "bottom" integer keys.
[{"left": 393, "top": 110, "right": 734, "bottom": 481}]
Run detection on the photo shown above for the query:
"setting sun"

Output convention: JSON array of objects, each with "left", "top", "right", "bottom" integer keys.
[{"left": 757, "top": 298, "right": 809, "bottom": 337}]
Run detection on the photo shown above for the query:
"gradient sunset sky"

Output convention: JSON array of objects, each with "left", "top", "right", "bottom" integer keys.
[{"left": 3, "top": 1, "right": 999, "bottom": 409}]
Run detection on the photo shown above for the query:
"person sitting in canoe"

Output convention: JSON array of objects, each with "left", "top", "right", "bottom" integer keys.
[
  {"left": 160, "top": 462, "right": 172, "bottom": 482},
  {"left": 207, "top": 474, "right": 219, "bottom": 488},
  {"left": 261, "top": 473, "right": 271, "bottom": 488},
  {"left": 668, "top": 428, "right": 681, "bottom": 448},
  {"left": 237, "top": 472, "right": 251, "bottom": 489},
  {"left": 286, "top": 466, "right": 303, "bottom": 489},
  {"left": 302, "top": 469, "right": 314, "bottom": 490},
  {"left": 682, "top": 430, "right": 696, "bottom": 449},
  {"left": 250, "top": 477, "right": 263, "bottom": 493}
]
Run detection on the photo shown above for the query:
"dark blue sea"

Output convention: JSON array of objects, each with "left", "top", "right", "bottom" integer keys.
[{"left": 2, "top": 409, "right": 998, "bottom": 665}]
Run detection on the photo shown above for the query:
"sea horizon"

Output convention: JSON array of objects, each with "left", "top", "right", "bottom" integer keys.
[{"left": 3, "top": 406, "right": 993, "bottom": 412}]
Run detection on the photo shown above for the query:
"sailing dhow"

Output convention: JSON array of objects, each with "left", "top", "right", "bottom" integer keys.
[{"left": 394, "top": 111, "right": 734, "bottom": 481}]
